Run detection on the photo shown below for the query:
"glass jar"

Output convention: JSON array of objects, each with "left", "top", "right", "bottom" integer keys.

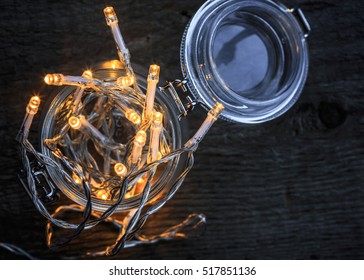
[
  {"left": 40, "top": 61, "right": 187, "bottom": 213},
  {"left": 180, "top": 0, "right": 310, "bottom": 124}
]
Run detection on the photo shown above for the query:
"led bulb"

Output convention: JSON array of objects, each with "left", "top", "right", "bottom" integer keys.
[
  {"left": 185, "top": 102, "right": 224, "bottom": 149},
  {"left": 26, "top": 96, "right": 40, "bottom": 115},
  {"left": 82, "top": 70, "right": 93, "bottom": 79},
  {"left": 44, "top": 74, "right": 64, "bottom": 86},
  {"left": 96, "top": 190, "right": 109, "bottom": 200},
  {"left": 135, "top": 130, "right": 147, "bottom": 146},
  {"left": 130, "top": 130, "right": 147, "bottom": 165},
  {"left": 148, "top": 64, "right": 160, "bottom": 82},
  {"left": 152, "top": 112, "right": 163, "bottom": 126},
  {"left": 148, "top": 112, "right": 163, "bottom": 163},
  {"left": 104, "top": 7, "right": 118, "bottom": 26},
  {"left": 68, "top": 116, "right": 82, "bottom": 130},
  {"left": 72, "top": 173, "right": 82, "bottom": 185},
  {"left": 114, "top": 163, "right": 127, "bottom": 177},
  {"left": 144, "top": 65, "right": 161, "bottom": 119},
  {"left": 116, "top": 75, "right": 135, "bottom": 87},
  {"left": 209, "top": 102, "right": 225, "bottom": 120},
  {"left": 125, "top": 109, "right": 141, "bottom": 125}
]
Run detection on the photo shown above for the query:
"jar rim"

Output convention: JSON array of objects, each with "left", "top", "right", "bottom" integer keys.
[{"left": 181, "top": 0, "right": 310, "bottom": 124}]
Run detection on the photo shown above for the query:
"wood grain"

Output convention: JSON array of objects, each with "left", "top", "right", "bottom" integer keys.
[{"left": 0, "top": 0, "right": 363, "bottom": 259}]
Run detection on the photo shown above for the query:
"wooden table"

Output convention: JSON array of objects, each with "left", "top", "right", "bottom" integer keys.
[{"left": 0, "top": 0, "right": 363, "bottom": 259}]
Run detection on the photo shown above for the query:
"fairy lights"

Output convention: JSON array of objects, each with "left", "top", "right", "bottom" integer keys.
[
  {"left": 104, "top": 6, "right": 131, "bottom": 72},
  {"left": 17, "top": 5, "right": 223, "bottom": 256},
  {"left": 148, "top": 112, "right": 163, "bottom": 163},
  {"left": 114, "top": 163, "right": 127, "bottom": 177},
  {"left": 185, "top": 102, "right": 224, "bottom": 149},
  {"left": 144, "top": 65, "right": 160, "bottom": 119},
  {"left": 130, "top": 130, "right": 147, "bottom": 166},
  {"left": 26, "top": 96, "right": 40, "bottom": 115},
  {"left": 116, "top": 75, "right": 135, "bottom": 87},
  {"left": 44, "top": 74, "right": 64, "bottom": 86},
  {"left": 68, "top": 116, "right": 82, "bottom": 130},
  {"left": 82, "top": 70, "right": 93, "bottom": 80}
]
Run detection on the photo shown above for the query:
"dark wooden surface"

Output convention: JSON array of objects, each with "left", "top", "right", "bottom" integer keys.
[{"left": 1, "top": 0, "right": 364, "bottom": 259}]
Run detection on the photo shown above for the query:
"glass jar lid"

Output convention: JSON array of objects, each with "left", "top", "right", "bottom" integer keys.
[{"left": 181, "top": 0, "right": 310, "bottom": 124}]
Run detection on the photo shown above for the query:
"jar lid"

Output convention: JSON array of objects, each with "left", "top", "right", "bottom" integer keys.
[{"left": 181, "top": 0, "right": 310, "bottom": 124}]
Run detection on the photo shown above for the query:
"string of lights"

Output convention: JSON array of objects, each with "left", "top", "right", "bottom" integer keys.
[{"left": 16, "top": 6, "right": 224, "bottom": 256}]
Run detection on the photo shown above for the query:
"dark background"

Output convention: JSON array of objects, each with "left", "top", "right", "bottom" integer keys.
[{"left": 0, "top": 0, "right": 364, "bottom": 259}]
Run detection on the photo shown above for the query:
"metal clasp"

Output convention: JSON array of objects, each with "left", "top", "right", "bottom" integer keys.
[
  {"left": 160, "top": 79, "right": 197, "bottom": 119},
  {"left": 18, "top": 163, "right": 59, "bottom": 205},
  {"left": 289, "top": 7, "right": 311, "bottom": 38}
]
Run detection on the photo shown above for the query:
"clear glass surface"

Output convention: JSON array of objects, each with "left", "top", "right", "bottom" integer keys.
[{"left": 181, "top": 0, "right": 309, "bottom": 124}]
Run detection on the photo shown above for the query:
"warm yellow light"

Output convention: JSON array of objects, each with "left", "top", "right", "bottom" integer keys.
[
  {"left": 152, "top": 112, "right": 163, "bottom": 125},
  {"left": 29, "top": 96, "right": 40, "bottom": 109},
  {"left": 44, "top": 74, "right": 63, "bottom": 86},
  {"left": 104, "top": 7, "right": 118, "bottom": 25},
  {"left": 137, "top": 177, "right": 145, "bottom": 184},
  {"left": 26, "top": 96, "right": 41, "bottom": 115},
  {"left": 134, "top": 174, "right": 148, "bottom": 195},
  {"left": 116, "top": 75, "right": 135, "bottom": 87},
  {"left": 135, "top": 130, "right": 147, "bottom": 146},
  {"left": 68, "top": 116, "right": 82, "bottom": 130},
  {"left": 130, "top": 130, "right": 147, "bottom": 165},
  {"left": 210, "top": 102, "right": 225, "bottom": 120},
  {"left": 96, "top": 190, "right": 109, "bottom": 200},
  {"left": 44, "top": 75, "right": 50, "bottom": 84},
  {"left": 157, "top": 152, "right": 162, "bottom": 160},
  {"left": 82, "top": 70, "right": 93, "bottom": 79},
  {"left": 125, "top": 109, "right": 141, "bottom": 125},
  {"left": 114, "top": 163, "right": 127, "bottom": 177},
  {"left": 147, "top": 111, "right": 163, "bottom": 163},
  {"left": 72, "top": 173, "right": 82, "bottom": 185},
  {"left": 148, "top": 64, "right": 160, "bottom": 82}
]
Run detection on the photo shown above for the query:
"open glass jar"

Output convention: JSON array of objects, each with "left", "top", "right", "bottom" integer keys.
[
  {"left": 18, "top": 0, "right": 310, "bottom": 256},
  {"left": 40, "top": 61, "right": 187, "bottom": 213},
  {"left": 180, "top": 0, "right": 311, "bottom": 123}
]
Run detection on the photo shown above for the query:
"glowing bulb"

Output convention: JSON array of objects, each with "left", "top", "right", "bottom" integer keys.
[
  {"left": 185, "top": 102, "right": 224, "bottom": 149},
  {"left": 44, "top": 74, "right": 64, "bottom": 86},
  {"left": 96, "top": 190, "right": 109, "bottom": 200},
  {"left": 135, "top": 130, "right": 147, "bottom": 146},
  {"left": 116, "top": 75, "right": 135, "bottom": 87},
  {"left": 114, "top": 163, "right": 127, "bottom": 177},
  {"left": 125, "top": 109, "right": 141, "bottom": 125},
  {"left": 152, "top": 112, "right": 163, "bottom": 126},
  {"left": 148, "top": 112, "right": 163, "bottom": 163},
  {"left": 148, "top": 65, "right": 160, "bottom": 82},
  {"left": 131, "top": 130, "right": 147, "bottom": 165},
  {"left": 104, "top": 7, "right": 118, "bottom": 26},
  {"left": 68, "top": 116, "right": 82, "bottom": 130},
  {"left": 210, "top": 102, "right": 225, "bottom": 120},
  {"left": 144, "top": 65, "right": 160, "bottom": 119},
  {"left": 82, "top": 70, "right": 93, "bottom": 79},
  {"left": 26, "top": 96, "right": 41, "bottom": 115},
  {"left": 72, "top": 173, "right": 82, "bottom": 185}
]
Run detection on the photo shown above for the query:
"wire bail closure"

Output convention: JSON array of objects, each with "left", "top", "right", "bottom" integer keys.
[{"left": 161, "top": 79, "right": 197, "bottom": 119}]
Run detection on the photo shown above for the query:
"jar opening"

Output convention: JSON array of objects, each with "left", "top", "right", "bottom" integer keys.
[{"left": 182, "top": 0, "right": 309, "bottom": 123}]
